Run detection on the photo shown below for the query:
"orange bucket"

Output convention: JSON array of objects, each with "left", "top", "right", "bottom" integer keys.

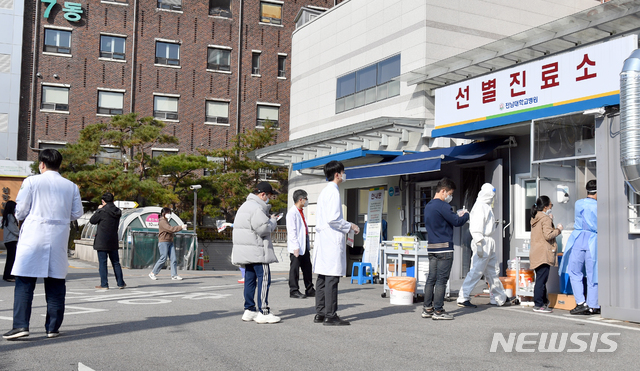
[
  {"left": 507, "top": 268, "right": 535, "bottom": 288},
  {"left": 499, "top": 276, "right": 516, "bottom": 293}
]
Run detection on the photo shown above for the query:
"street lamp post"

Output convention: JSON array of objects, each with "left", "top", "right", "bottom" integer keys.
[{"left": 190, "top": 185, "right": 202, "bottom": 235}]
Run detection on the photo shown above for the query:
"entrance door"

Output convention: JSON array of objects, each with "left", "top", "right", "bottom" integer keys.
[{"left": 486, "top": 159, "right": 504, "bottom": 274}]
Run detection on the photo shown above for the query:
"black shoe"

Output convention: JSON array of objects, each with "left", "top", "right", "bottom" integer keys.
[
  {"left": 47, "top": 331, "right": 60, "bottom": 338},
  {"left": 305, "top": 288, "right": 316, "bottom": 297},
  {"left": 457, "top": 300, "right": 477, "bottom": 308},
  {"left": 323, "top": 315, "right": 350, "bottom": 326},
  {"left": 421, "top": 307, "right": 434, "bottom": 318},
  {"left": 313, "top": 314, "right": 325, "bottom": 324},
  {"left": 3, "top": 328, "right": 29, "bottom": 340},
  {"left": 290, "top": 291, "right": 307, "bottom": 299},
  {"left": 583, "top": 307, "right": 601, "bottom": 315},
  {"left": 570, "top": 303, "right": 589, "bottom": 315}
]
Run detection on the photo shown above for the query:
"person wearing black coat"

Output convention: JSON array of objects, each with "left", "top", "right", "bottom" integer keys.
[{"left": 90, "top": 193, "right": 126, "bottom": 289}]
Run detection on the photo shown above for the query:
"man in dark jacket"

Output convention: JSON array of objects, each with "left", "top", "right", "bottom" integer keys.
[{"left": 90, "top": 192, "right": 126, "bottom": 289}]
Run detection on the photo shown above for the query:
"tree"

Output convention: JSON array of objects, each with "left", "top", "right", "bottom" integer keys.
[{"left": 200, "top": 122, "right": 288, "bottom": 222}]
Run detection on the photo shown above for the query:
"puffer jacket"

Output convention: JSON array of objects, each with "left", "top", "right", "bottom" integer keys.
[
  {"left": 90, "top": 202, "right": 122, "bottom": 251},
  {"left": 231, "top": 193, "right": 278, "bottom": 265},
  {"left": 529, "top": 211, "right": 561, "bottom": 270}
]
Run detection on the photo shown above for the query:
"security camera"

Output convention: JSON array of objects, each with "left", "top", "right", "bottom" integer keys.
[{"left": 190, "top": 185, "right": 202, "bottom": 190}]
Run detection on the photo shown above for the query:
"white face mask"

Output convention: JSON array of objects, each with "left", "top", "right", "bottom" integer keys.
[
  {"left": 341, "top": 172, "right": 347, "bottom": 182},
  {"left": 444, "top": 194, "right": 453, "bottom": 204},
  {"left": 165, "top": 214, "right": 171, "bottom": 220},
  {"left": 304, "top": 200, "right": 309, "bottom": 207},
  {"left": 545, "top": 209, "right": 552, "bottom": 215}
]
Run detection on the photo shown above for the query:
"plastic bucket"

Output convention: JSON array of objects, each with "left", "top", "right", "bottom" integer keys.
[
  {"left": 507, "top": 268, "right": 535, "bottom": 288},
  {"left": 387, "top": 276, "right": 416, "bottom": 305}
]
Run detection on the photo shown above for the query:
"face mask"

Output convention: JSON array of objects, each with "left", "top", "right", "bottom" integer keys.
[
  {"left": 545, "top": 209, "right": 552, "bottom": 215},
  {"left": 444, "top": 194, "right": 453, "bottom": 203},
  {"left": 341, "top": 173, "right": 347, "bottom": 182},
  {"left": 304, "top": 200, "right": 309, "bottom": 207},
  {"left": 165, "top": 214, "right": 171, "bottom": 220},
  {"left": 264, "top": 197, "right": 270, "bottom": 204}
]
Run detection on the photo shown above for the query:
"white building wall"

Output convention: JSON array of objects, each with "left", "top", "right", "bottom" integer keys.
[
  {"left": 289, "top": 0, "right": 597, "bottom": 142},
  {"left": 0, "top": 0, "right": 24, "bottom": 161}
]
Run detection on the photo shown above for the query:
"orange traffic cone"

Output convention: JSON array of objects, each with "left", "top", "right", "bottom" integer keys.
[{"left": 197, "top": 249, "right": 205, "bottom": 270}]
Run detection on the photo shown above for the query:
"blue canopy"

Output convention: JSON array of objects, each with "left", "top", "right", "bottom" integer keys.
[{"left": 346, "top": 138, "right": 505, "bottom": 180}]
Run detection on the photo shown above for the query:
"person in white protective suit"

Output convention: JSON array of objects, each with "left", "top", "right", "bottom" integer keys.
[{"left": 457, "top": 183, "right": 514, "bottom": 308}]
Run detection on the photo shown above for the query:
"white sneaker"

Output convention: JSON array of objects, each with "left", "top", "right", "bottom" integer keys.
[
  {"left": 171, "top": 276, "right": 183, "bottom": 281},
  {"left": 242, "top": 310, "right": 258, "bottom": 322},
  {"left": 255, "top": 312, "right": 281, "bottom": 324},
  {"left": 148, "top": 272, "right": 157, "bottom": 280}
]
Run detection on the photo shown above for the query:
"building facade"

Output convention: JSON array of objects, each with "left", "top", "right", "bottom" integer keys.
[{"left": 17, "top": 0, "right": 339, "bottom": 160}]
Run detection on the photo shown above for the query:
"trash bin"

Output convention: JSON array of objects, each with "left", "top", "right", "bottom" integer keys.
[{"left": 387, "top": 276, "right": 416, "bottom": 305}]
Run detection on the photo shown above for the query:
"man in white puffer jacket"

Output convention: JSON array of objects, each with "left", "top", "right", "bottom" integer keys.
[
  {"left": 232, "top": 182, "right": 280, "bottom": 324},
  {"left": 457, "top": 183, "right": 512, "bottom": 308}
]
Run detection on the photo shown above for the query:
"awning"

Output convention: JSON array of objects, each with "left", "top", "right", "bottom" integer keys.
[
  {"left": 401, "top": 0, "right": 640, "bottom": 93},
  {"left": 292, "top": 148, "right": 401, "bottom": 171},
  {"left": 346, "top": 138, "right": 508, "bottom": 180}
]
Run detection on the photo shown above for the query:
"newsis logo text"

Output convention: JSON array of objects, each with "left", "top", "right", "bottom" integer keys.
[{"left": 490, "top": 332, "right": 620, "bottom": 353}]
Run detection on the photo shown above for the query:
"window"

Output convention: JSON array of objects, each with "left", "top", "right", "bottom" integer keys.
[
  {"left": 154, "top": 95, "right": 179, "bottom": 120},
  {"left": 205, "top": 101, "right": 229, "bottom": 124},
  {"left": 38, "top": 142, "right": 66, "bottom": 150},
  {"left": 209, "top": 0, "right": 231, "bottom": 17},
  {"left": 260, "top": 1, "right": 282, "bottom": 25},
  {"left": 95, "top": 146, "right": 122, "bottom": 165},
  {"left": 100, "top": 35, "right": 126, "bottom": 60},
  {"left": 207, "top": 47, "right": 231, "bottom": 71},
  {"left": 97, "top": 91, "right": 124, "bottom": 115},
  {"left": 41, "top": 86, "right": 69, "bottom": 111},
  {"left": 155, "top": 42, "right": 180, "bottom": 66},
  {"left": 152, "top": 149, "right": 178, "bottom": 158},
  {"left": 336, "top": 54, "right": 401, "bottom": 113},
  {"left": 277, "top": 55, "right": 286, "bottom": 78},
  {"left": 157, "top": 0, "right": 182, "bottom": 11},
  {"left": 252, "top": 52, "right": 261, "bottom": 75},
  {"left": 514, "top": 174, "right": 537, "bottom": 239},
  {"left": 103, "top": 0, "right": 129, "bottom": 4},
  {"left": 44, "top": 29, "right": 71, "bottom": 54},
  {"left": 533, "top": 113, "right": 595, "bottom": 162},
  {"left": 257, "top": 104, "right": 278, "bottom": 127}
]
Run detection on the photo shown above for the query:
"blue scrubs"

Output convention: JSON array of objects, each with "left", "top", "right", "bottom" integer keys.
[{"left": 560, "top": 197, "right": 598, "bottom": 308}]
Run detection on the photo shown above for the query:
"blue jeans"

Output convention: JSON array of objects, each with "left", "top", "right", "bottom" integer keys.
[
  {"left": 423, "top": 252, "right": 454, "bottom": 312},
  {"left": 152, "top": 242, "right": 178, "bottom": 277},
  {"left": 98, "top": 250, "right": 126, "bottom": 288},
  {"left": 13, "top": 276, "right": 65, "bottom": 332},
  {"left": 244, "top": 263, "right": 271, "bottom": 314}
]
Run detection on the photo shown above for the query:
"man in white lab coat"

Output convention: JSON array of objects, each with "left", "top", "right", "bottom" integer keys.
[
  {"left": 3, "top": 149, "right": 83, "bottom": 340},
  {"left": 286, "top": 189, "right": 315, "bottom": 299},
  {"left": 313, "top": 160, "right": 359, "bottom": 326}
]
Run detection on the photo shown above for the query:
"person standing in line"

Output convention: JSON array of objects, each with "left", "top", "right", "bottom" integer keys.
[
  {"left": 2, "top": 201, "right": 19, "bottom": 282},
  {"left": 529, "top": 195, "right": 563, "bottom": 313},
  {"left": 90, "top": 192, "right": 126, "bottom": 290},
  {"left": 231, "top": 182, "right": 280, "bottom": 324},
  {"left": 3, "top": 149, "right": 83, "bottom": 340},
  {"left": 149, "top": 207, "right": 187, "bottom": 281},
  {"left": 457, "top": 183, "right": 514, "bottom": 308},
  {"left": 421, "top": 178, "right": 469, "bottom": 320},
  {"left": 286, "top": 189, "right": 315, "bottom": 299},
  {"left": 313, "top": 160, "right": 359, "bottom": 326},
  {"left": 561, "top": 180, "right": 599, "bottom": 315}
]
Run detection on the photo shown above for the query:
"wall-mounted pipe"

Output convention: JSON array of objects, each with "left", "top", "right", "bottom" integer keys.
[{"left": 620, "top": 49, "right": 640, "bottom": 193}]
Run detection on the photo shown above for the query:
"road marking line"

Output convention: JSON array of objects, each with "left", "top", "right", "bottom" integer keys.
[
  {"left": 39, "top": 306, "right": 107, "bottom": 317},
  {"left": 500, "top": 307, "right": 640, "bottom": 332},
  {"left": 0, "top": 316, "right": 13, "bottom": 321},
  {"left": 78, "top": 362, "right": 96, "bottom": 371}
]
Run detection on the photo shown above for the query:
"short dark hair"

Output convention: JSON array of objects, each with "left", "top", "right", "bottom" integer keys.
[
  {"left": 324, "top": 160, "right": 344, "bottom": 181},
  {"left": 102, "top": 192, "right": 114, "bottom": 203},
  {"left": 435, "top": 177, "right": 456, "bottom": 193},
  {"left": 586, "top": 179, "right": 597, "bottom": 194},
  {"left": 293, "top": 189, "right": 307, "bottom": 203},
  {"left": 161, "top": 207, "right": 172, "bottom": 216},
  {"left": 39, "top": 148, "right": 63, "bottom": 171}
]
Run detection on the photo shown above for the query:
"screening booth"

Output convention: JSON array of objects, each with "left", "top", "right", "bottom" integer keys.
[
  {"left": 400, "top": 2, "right": 640, "bottom": 321},
  {"left": 77, "top": 206, "right": 197, "bottom": 270}
]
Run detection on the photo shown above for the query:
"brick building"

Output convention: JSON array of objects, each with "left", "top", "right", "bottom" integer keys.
[{"left": 17, "top": 0, "right": 338, "bottom": 160}]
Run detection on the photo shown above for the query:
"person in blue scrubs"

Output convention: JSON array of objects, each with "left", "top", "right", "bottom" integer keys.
[{"left": 560, "top": 180, "right": 599, "bottom": 315}]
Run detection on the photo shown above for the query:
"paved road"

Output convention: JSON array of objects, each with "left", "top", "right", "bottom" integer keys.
[{"left": 1, "top": 256, "right": 639, "bottom": 371}]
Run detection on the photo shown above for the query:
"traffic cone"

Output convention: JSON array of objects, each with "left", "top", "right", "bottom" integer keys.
[{"left": 197, "top": 249, "right": 205, "bottom": 270}]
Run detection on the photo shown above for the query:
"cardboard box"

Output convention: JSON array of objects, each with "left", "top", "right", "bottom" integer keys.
[{"left": 548, "top": 293, "right": 576, "bottom": 310}]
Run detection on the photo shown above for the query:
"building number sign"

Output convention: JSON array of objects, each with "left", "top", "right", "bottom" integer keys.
[{"left": 42, "top": 0, "right": 83, "bottom": 22}]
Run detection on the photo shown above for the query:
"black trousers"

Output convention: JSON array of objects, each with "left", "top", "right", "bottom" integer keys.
[
  {"left": 289, "top": 247, "right": 314, "bottom": 294},
  {"left": 534, "top": 264, "right": 550, "bottom": 308},
  {"left": 3, "top": 241, "right": 17, "bottom": 280},
  {"left": 315, "top": 275, "right": 340, "bottom": 318}
]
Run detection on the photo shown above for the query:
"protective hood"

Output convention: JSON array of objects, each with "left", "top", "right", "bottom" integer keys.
[
  {"left": 104, "top": 202, "right": 122, "bottom": 218},
  {"left": 476, "top": 183, "right": 495, "bottom": 205}
]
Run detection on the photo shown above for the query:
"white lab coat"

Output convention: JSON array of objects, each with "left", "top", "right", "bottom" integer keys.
[
  {"left": 12, "top": 171, "right": 83, "bottom": 279},
  {"left": 313, "top": 183, "right": 352, "bottom": 277},
  {"left": 286, "top": 205, "right": 307, "bottom": 255}
]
